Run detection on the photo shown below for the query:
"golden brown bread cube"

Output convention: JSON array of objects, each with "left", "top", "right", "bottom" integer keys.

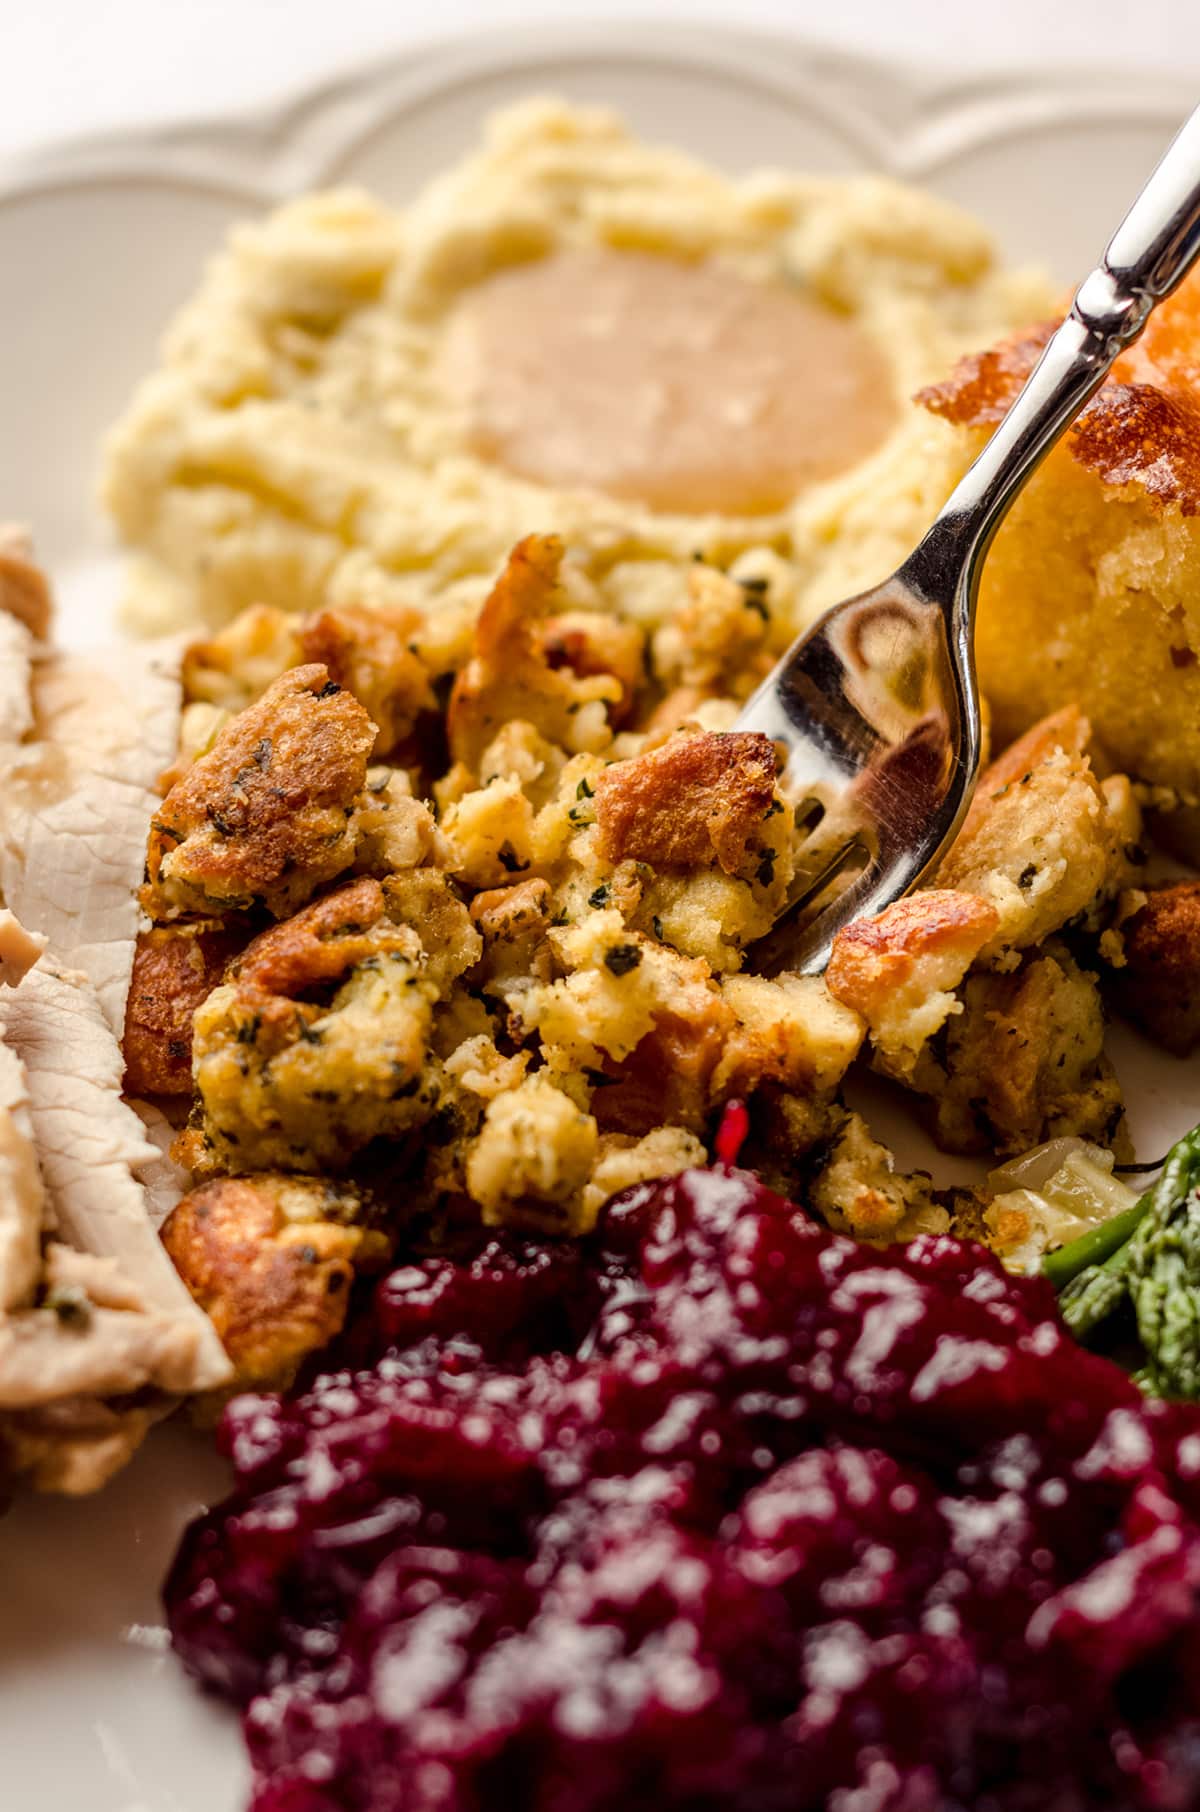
[
  {"left": 826, "top": 707, "right": 1138, "bottom": 1076},
  {"left": 933, "top": 947, "right": 1123, "bottom": 1156},
  {"left": 936, "top": 706, "right": 1139, "bottom": 951},
  {"left": 1112, "top": 881, "right": 1200, "bottom": 1055},
  {"left": 123, "top": 924, "right": 243, "bottom": 1095},
  {"left": 826, "top": 706, "right": 1138, "bottom": 1154},
  {"left": 540, "top": 610, "right": 645, "bottom": 726},
  {"left": 589, "top": 1007, "right": 734, "bottom": 1139},
  {"left": 190, "top": 872, "right": 479, "bottom": 1174},
  {"left": 826, "top": 889, "right": 999, "bottom": 1069},
  {"left": 447, "top": 535, "right": 622, "bottom": 771},
  {"left": 161, "top": 1173, "right": 390, "bottom": 1391},
  {"left": 469, "top": 878, "right": 554, "bottom": 996},
  {"left": 298, "top": 602, "right": 435, "bottom": 756},
  {"left": 593, "top": 728, "right": 778, "bottom": 878},
  {"left": 144, "top": 663, "right": 376, "bottom": 920}
]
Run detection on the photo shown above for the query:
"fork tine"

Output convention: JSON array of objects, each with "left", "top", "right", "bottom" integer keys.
[
  {"left": 789, "top": 837, "right": 869, "bottom": 917},
  {"left": 754, "top": 839, "right": 872, "bottom": 978},
  {"left": 791, "top": 795, "right": 827, "bottom": 836}
]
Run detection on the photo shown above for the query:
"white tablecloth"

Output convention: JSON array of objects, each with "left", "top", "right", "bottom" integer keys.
[{"left": 5, "top": 0, "right": 1198, "bottom": 163}]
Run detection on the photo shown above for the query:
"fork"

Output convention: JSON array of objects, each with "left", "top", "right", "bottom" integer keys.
[{"left": 736, "top": 103, "right": 1200, "bottom": 976}]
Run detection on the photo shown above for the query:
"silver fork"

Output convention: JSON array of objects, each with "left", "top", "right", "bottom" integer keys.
[{"left": 736, "top": 103, "right": 1200, "bottom": 976}]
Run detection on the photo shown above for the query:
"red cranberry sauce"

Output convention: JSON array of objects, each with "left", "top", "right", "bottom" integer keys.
[{"left": 166, "top": 1165, "right": 1200, "bottom": 1811}]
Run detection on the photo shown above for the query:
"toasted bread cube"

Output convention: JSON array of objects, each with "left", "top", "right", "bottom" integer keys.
[{"left": 1113, "top": 881, "right": 1200, "bottom": 1055}]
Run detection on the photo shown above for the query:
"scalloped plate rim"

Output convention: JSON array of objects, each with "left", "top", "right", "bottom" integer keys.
[
  {"left": 0, "top": 22, "right": 1195, "bottom": 205},
  {"left": 2, "top": 26, "right": 1198, "bottom": 1812}
]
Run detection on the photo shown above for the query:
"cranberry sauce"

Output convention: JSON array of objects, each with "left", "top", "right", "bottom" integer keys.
[{"left": 166, "top": 1165, "right": 1200, "bottom": 1811}]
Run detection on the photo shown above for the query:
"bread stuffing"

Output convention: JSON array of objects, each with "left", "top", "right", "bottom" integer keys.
[
  {"left": 826, "top": 707, "right": 1141, "bottom": 1152},
  {"left": 115, "top": 508, "right": 1173, "bottom": 1410},
  {"left": 1111, "top": 879, "right": 1200, "bottom": 1055},
  {"left": 161, "top": 1173, "right": 390, "bottom": 1393}
]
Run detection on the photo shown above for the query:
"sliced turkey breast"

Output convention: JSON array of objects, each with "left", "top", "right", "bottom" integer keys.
[
  {"left": 0, "top": 1299, "right": 200, "bottom": 1407},
  {"left": 0, "top": 528, "right": 183, "bottom": 1033},
  {"left": 130, "top": 1097, "right": 193, "bottom": 1230},
  {"left": 0, "top": 1036, "right": 42, "bottom": 1317},
  {"left": 0, "top": 639, "right": 182, "bottom": 1034},
  {"left": 0, "top": 535, "right": 231, "bottom": 1491},
  {"left": 0, "top": 1396, "right": 160, "bottom": 1496},
  {"left": 0, "top": 961, "right": 230, "bottom": 1395},
  {"left": 0, "top": 910, "right": 45, "bottom": 1317}
]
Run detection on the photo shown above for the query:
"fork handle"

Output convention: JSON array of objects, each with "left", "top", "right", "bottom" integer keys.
[{"left": 903, "top": 103, "right": 1200, "bottom": 621}]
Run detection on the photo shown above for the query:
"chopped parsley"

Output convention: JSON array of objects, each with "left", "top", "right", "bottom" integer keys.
[
  {"left": 738, "top": 576, "right": 770, "bottom": 618},
  {"left": 604, "top": 943, "right": 642, "bottom": 977},
  {"left": 45, "top": 1285, "right": 92, "bottom": 1329}
]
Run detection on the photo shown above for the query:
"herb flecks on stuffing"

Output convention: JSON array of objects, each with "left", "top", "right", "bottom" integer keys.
[
  {"left": 186, "top": 872, "right": 477, "bottom": 1175},
  {"left": 144, "top": 664, "right": 376, "bottom": 919},
  {"left": 827, "top": 705, "right": 1142, "bottom": 1156},
  {"left": 131, "top": 533, "right": 1151, "bottom": 1382},
  {"left": 447, "top": 534, "right": 626, "bottom": 771}
]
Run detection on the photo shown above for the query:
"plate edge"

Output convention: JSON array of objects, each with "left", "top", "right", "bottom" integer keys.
[{"left": 0, "top": 22, "right": 1192, "bottom": 206}]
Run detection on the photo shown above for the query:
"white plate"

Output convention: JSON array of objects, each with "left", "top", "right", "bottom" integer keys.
[{"left": 1, "top": 26, "right": 1197, "bottom": 1812}]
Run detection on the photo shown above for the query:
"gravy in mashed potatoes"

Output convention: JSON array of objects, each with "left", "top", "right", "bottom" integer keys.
[
  {"left": 439, "top": 246, "right": 896, "bottom": 515},
  {"left": 102, "top": 99, "right": 1053, "bottom": 653}
]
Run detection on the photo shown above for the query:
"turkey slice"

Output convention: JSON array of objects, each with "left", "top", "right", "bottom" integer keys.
[
  {"left": 0, "top": 638, "right": 182, "bottom": 1034},
  {"left": 0, "top": 961, "right": 230, "bottom": 1395},
  {"left": 0, "top": 1397, "right": 161, "bottom": 1497},
  {"left": 0, "top": 910, "right": 45, "bottom": 1316},
  {"left": 0, "top": 1038, "right": 42, "bottom": 1317},
  {"left": 131, "top": 1097, "right": 193, "bottom": 1230},
  {"left": 0, "top": 1303, "right": 200, "bottom": 1407},
  {"left": 0, "top": 536, "right": 232, "bottom": 1490}
]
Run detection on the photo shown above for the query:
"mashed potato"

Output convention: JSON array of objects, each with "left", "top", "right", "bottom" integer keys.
[{"left": 103, "top": 98, "right": 1050, "bottom": 655}]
